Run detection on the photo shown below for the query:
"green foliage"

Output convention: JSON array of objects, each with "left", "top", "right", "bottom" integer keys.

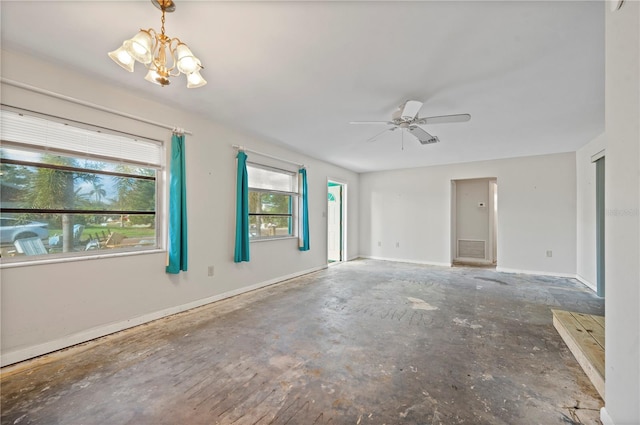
[
  {"left": 2, "top": 150, "right": 157, "bottom": 236},
  {"left": 248, "top": 191, "right": 292, "bottom": 235},
  {"left": 114, "top": 166, "right": 155, "bottom": 226}
]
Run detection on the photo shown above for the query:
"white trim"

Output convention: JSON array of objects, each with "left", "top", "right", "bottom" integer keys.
[
  {"left": 327, "top": 178, "right": 348, "bottom": 263},
  {"left": 0, "top": 249, "right": 165, "bottom": 269},
  {"left": 496, "top": 266, "right": 576, "bottom": 279},
  {"left": 360, "top": 255, "right": 452, "bottom": 268},
  {"left": 591, "top": 149, "right": 606, "bottom": 163},
  {"left": 250, "top": 236, "right": 297, "bottom": 244},
  {"left": 576, "top": 274, "right": 598, "bottom": 292},
  {"left": 600, "top": 407, "right": 615, "bottom": 425},
  {"left": 0, "top": 265, "right": 326, "bottom": 367}
]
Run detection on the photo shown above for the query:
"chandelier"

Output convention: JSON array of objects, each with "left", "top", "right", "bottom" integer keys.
[{"left": 108, "top": 0, "right": 206, "bottom": 88}]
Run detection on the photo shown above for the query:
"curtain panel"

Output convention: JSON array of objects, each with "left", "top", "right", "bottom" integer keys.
[
  {"left": 234, "top": 151, "right": 250, "bottom": 262},
  {"left": 166, "top": 133, "right": 188, "bottom": 273},
  {"left": 299, "top": 168, "right": 310, "bottom": 251}
]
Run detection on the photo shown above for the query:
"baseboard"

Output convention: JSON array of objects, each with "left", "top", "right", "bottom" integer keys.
[
  {"left": 496, "top": 267, "right": 576, "bottom": 279},
  {"left": 575, "top": 274, "right": 597, "bottom": 292},
  {"left": 0, "top": 265, "right": 327, "bottom": 367},
  {"left": 359, "top": 255, "right": 452, "bottom": 268},
  {"left": 453, "top": 257, "right": 493, "bottom": 266},
  {"left": 600, "top": 407, "right": 614, "bottom": 425}
]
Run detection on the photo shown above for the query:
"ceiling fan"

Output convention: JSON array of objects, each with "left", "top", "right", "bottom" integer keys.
[{"left": 350, "top": 100, "right": 471, "bottom": 145}]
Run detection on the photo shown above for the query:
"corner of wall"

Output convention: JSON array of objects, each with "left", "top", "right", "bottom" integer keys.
[
  {"left": 600, "top": 407, "right": 615, "bottom": 425},
  {"left": 575, "top": 274, "right": 597, "bottom": 293}
]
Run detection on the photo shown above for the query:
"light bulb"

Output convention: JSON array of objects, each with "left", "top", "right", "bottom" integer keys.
[
  {"left": 108, "top": 45, "right": 135, "bottom": 72},
  {"left": 175, "top": 43, "right": 201, "bottom": 74},
  {"left": 186, "top": 70, "right": 207, "bottom": 88},
  {"left": 123, "top": 30, "right": 153, "bottom": 64}
]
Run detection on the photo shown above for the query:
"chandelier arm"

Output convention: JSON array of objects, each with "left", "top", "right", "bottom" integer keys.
[
  {"left": 168, "top": 37, "right": 182, "bottom": 75},
  {"left": 150, "top": 35, "right": 163, "bottom": 70}
]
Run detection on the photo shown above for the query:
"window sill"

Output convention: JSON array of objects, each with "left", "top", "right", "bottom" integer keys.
[
  {"left": 0, "top": 248, "right": 165, "bottom": 269},
  {"left": 250, "top": 236, "right": 298, "bottom": 243}
]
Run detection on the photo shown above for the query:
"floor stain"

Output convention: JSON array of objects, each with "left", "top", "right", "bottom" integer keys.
[
  {"left": 475, "top": 277, "right": 509, "bottom": 285},
  {"left": 407, "top": 297, "right": 438, "bottom": 311}
]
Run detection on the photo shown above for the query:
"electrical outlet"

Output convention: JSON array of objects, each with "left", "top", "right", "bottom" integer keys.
[
  {"left": 378, "top": 241, "right": 381, "bottom": 247},
  {"left": 396, "top": 242, "right": 400, "bottom": 248},
  {"left": 546, "top": 250, "right": 553, "bottom": 258},
  {"left": 208, "top": 265, "right": 214, "bottom": 276}
]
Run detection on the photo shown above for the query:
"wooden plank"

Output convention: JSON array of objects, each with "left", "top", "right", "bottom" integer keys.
[
  {"left": 555, "top": 311, "right": 605, "bottom": 377},
  {"left": 552, "top": 309, "right": 605, "bottom": 399},
  {"left": 571, "top": 312, "right": 605, "bottom": 350},
  {"left": 591, "top": 314, "right": 605, "bottom": 328}
]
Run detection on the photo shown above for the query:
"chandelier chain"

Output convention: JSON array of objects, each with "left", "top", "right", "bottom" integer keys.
[{"left": 161, "top": 8, "right": 166, "bottom": 36}]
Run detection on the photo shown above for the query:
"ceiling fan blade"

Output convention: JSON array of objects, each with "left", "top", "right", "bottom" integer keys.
[
  {"left": 366, "top": 127, "right": 397, "bottom": 143},
  {"left": 401, "top": 100, "right": 423, "bottom": 120},
  {"left": 350, "top": 121, "right": 394, "bottom": 125},
  {"left": 407, "top": 126, "right": 440, "bottom": 145},
  {"left": 417, "top": 114, "right": 471, "bottom": 125}
]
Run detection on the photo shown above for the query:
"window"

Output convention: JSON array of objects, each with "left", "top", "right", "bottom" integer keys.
[
  {"left": 247, "top": 163, "right": 297, "bottom": 240},
  {"left": 0, "top": 108, "right": 162, "bottom": 261}
]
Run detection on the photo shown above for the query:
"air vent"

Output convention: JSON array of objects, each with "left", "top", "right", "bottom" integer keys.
[{"left": 458, "top": 239, "right": 486, "bottom": 259}]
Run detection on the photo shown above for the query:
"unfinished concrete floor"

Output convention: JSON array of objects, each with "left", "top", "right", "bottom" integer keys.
[{"left": 1, "top": 259, "right": 604, "bottom": 425}]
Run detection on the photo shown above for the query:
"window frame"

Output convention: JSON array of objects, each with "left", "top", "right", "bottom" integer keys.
[
  {"left": 0, "top": 108, "right": 165, "bottom": 265},
  {"left": 246, "top": 162, "right": 298, "bottom": 242}
]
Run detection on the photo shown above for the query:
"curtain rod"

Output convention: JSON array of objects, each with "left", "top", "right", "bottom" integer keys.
[
  {"left": 1, "top": 78, "right": 193, "bottom": 136},
  {"left": 232, "top": 144, "right": 305, "bottom": 169}
]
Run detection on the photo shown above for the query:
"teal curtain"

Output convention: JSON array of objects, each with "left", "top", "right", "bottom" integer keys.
[
  {"left": 299, "top": 168, "right": 310, "bottom": 251},
  {"left": 166, "top": 133, "right": 188, "bottom": 274},
  {"left": 234, "top": 151, "right": 250, "bottom": 262}
]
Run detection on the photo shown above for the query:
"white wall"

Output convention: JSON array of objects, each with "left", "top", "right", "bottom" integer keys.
[
  {"left": 576, "top": 133, "right": 606, "bottom": 292},
  {"left": 359, "top": 152, "right": 577, "bottom": 275},
  {"left": 602, "top": 1, "right": 640, "bottom": 423},
  {"left": 0, "top": 49, "right": 359, "bottom": 366}
]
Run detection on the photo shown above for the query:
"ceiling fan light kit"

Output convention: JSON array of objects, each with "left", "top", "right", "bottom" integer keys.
[
  {"left": 108, "top": 0, "right": 206, "bottom": 88},
  {"left": 350, "top": 100, "right": 470, "bottom": 145}
]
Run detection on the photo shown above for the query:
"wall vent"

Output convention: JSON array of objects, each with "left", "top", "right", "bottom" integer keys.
[{"left": 457, "top": 239, "right": 486, "bottom": 259}]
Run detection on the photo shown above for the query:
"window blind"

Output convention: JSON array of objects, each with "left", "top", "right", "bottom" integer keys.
[
  {"left": 247, "top": 163, "right": 296, "bottom": 193},
  {"left": 0, "top": 109, "right": 163, "bottom": 167}
]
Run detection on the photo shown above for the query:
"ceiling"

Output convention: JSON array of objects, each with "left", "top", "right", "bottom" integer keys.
[{"left": 1, "top": 1, "right": 604, "bottom": 173}]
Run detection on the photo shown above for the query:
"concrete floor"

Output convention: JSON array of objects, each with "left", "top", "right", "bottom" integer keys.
[{"left": 1, "top": 259, "right": 604, "bottom": 424}]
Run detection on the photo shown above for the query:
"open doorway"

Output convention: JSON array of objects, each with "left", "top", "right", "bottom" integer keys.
[
  {"left": 327, "top": 180, "right": 346, "bottom": 263},
  {"left": 451, "top": 178, "right": 498, "bottom": 266}
]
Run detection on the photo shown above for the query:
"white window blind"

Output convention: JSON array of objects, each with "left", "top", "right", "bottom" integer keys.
[
  {"left": 0, "top": 109, "right": 163, "bottom": 167},
  {"left": 247, "top": 163, "right": 296, "bottom": 193}
]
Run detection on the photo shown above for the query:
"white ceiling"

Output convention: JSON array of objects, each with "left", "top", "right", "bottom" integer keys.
[{"left": 1, "top": 1, "right": 604, "bottom": 173}]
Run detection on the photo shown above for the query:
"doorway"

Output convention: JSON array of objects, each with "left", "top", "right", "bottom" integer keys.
[
  {"left": 451, "top": 178, "right": 498, "bottom": 265},
  {"left": 327, "top": 181, "right": 346, "bottom": 263}
]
